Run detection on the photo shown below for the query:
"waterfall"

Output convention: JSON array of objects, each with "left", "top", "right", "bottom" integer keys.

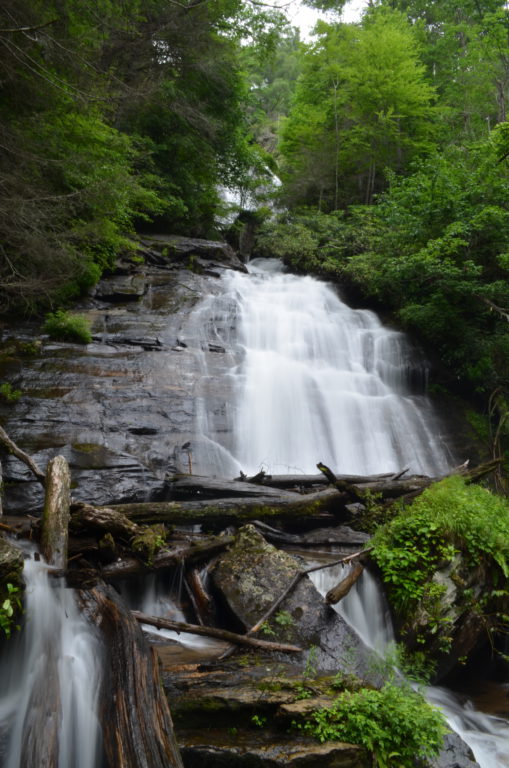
[
  {"left": 0, "top": 549, "right": 103, "bottom": 768},
  {"left": 194, "top": 258, "right": 453, "bottom": 477},
  {"left": 310, "top": 563, "right": 509, "bottom": 768}
]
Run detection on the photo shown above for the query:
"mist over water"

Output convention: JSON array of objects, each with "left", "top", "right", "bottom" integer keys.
[{"left": 195, "top": 258, "right": 453, "bottom": 478}]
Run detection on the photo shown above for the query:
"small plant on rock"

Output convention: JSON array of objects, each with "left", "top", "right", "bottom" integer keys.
[{"left": 43, "top": 310, "right": 92, "bottom": 344}]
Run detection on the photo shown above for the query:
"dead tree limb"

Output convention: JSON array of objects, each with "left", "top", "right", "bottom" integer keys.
[
  {"left": 0, "top": 425, "right": 45, "bottom": 485},
  {"left": 132, "top": 611, "right": 303, "bottom": 653},
  {"left": 326, "top": 561, "right": 365, "bottom": 605}
]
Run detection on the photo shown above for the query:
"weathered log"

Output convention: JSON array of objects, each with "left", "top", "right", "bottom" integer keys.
[
  {"left": 0, "top": 425, "right": 46, "bottom": 485},
  {"left": 167, "top": 474, "right": 299, "bottom": 500},
  {"left": 41, "top": 455, "right": 71, "bottom": 568},
  {"left": 70, "top": 501, "right": 140, "bottom": 540},
  {"left": 132, "top": 610, "right": 303, "bottom": 653},
  {"left": 102, "top": 486, "right": 344, "bottom": 526},
  {"left": 81, "top": 583, "right": 184, "bottom": 768},
  {"left": 100, "top": 534, "right": 234, "bottom": 580},
  {"left": 252, "top": 520, "right": 370, "bottom": 548},
  {"left": 235, "top": 471, "right": 397, "bottom": 489},
  {"left": 325, "top": 561, "right": 365, "bottom": 604}
]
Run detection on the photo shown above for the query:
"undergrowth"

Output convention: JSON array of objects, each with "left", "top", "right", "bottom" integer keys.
[
  {"left": 371, "top": 476, "right": 509, "bottom": 636},
  {"left": 297, "top": 680, "right": 447, "bottom": 768}
]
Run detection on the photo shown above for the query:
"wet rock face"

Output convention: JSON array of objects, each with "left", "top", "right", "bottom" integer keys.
[
  {"left": 431, "top": 733, "right": 480, "bottom": 768},
  {"left": 0, "top": 239, "right": 245, "bottom": 514},
  {"left": 0, "top": 536, "right": 24, "bottom": 595},
  {"left": 211, "top": 525, "right": 374, "bottom": 677}
]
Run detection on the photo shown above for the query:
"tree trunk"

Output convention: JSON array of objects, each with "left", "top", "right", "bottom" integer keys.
[
  {"left": 81, "top": 583, "right": 184, "bottom": 768},
  {"left": 41, "top": 455, "right": 71, "bottom": 568}
]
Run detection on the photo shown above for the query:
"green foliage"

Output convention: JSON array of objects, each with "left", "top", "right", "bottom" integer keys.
[
  {"left": 43, "top": 311, "right": 92, "bottom": 344},
  {"left": 131, "top": 524, "right": 167, "bottom": 565},
  {"left": 372, "top": 476, "right": 509, "bottom": 614},
  {"left": 279, "top": 9, "right": 438, "bottom": 208},
  {"left": 0, "top": 383, "right": 21, "bottom": 403},
  {"left": 0, "top": 583, "right": 22, "bottom": 639},
  {"left": 298, "top": 681, "right": 447, "bottom": 768}
]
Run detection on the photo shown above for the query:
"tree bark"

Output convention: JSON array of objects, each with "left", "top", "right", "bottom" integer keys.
[
  {"left": 41, "top": 455, "right": 71, "bottom": 568},
  {"left": 81, "top": 583, "right": 184, "bottom": 768},
  {"left": 132, "top": 611, "right": 302, "bottom": 653}
]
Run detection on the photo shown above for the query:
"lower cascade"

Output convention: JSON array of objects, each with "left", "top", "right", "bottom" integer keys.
[
  {"left": 194, "top": 258, "right": 454, "bottom": 477},
  {"left": 311, "top": 564, "right": 509, "bottom": 768}
]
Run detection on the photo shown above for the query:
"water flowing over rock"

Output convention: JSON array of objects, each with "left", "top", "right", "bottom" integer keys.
[{"left": 192, "top": 258, "right": 455, "bottom": 478}]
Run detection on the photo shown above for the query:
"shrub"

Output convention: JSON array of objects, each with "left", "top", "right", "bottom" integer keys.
[
  {"left": 0, "top": 382, "right": 21, "bottom": 403},
  {"left": 372, "top": 476, "right": 509, "bottom": 616},
  {"left": 299, "top": 681, "right": 447, "bottom": 768},
  {"left": 43, "top": 310, "right": 92, "bottom": 344}
]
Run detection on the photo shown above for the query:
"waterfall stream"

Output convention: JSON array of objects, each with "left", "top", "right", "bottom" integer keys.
[
  {"left": 311, "top": 563, "right": 509, "bottom": 768},
  {"left": 194, "top": 258, "right": 453, "bottom": 477},
  {"left": 0, "top": 548, "right": 103, "bottom": 768}
]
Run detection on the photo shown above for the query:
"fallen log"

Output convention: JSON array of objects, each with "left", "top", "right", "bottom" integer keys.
[
  {"left": 167, "top": 474, "right": 299, "bottom": 501},
  {"left": 102, "top": 486, "right": 344, "bottom": 527},
  {"left": 70, "top": 501, "right": 140, "bottom": 540},
  {"left": 132, "top": 610, "right": 303, "bottom": 653},
  {"left": 100, "top": 534, "right": 234, "bottom": 580},
  {"left": 0, "top": 425, "right": 46, "bottom": 485},
  {"left": 325, "top": 561, "right": 365, "bottom": 605},
  {"left": 234, "top": 471, "right": 398, "bottom": 489},
  {"left": 252, "top": 520, "right": 370, "bottom": 548},
  {"left": 41, "top": 455, "right": 71, "bottom": 569},
  {"left": 81, "top": 583, "right": 184, "bottom": 768}
]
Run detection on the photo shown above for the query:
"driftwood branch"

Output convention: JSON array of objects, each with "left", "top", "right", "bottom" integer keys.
[
  {"left": 0, "top": 425, "right": 46, "bottom": 485},
  {"left": 132, "top": 611, "right": 302, "bottom": 653}
]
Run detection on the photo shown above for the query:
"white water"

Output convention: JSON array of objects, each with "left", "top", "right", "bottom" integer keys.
[
  {"left": 311, "top": 563, "right": 509, "bottom": 768},
  {"left": 120, "top": 573, "right": 223, "bottom": 652},
  {"left": 0, "top": 550, "right": 103, "bottom": 768},
  {"left": 195, "top": 258, "right": 453, "bottom": 477}
]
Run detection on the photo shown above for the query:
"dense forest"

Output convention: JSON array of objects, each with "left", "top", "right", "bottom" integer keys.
[{"left": 1, "top": 0, "right": 509, "bottom": 429}]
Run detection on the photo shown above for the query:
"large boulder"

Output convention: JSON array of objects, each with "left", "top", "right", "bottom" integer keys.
[{"left": 211, "top": 525, "right": 374, "bottom": 678}]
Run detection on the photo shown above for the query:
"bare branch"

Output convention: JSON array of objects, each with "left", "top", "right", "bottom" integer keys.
[{"left": 0, "top": 19, "right": 58, "bottom": 34}]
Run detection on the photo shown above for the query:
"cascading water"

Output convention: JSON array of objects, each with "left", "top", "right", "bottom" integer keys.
[
  {"left": 194, "top": 258, "right": 453, "bottom": 477},
  {"left": 0, "top": 548, "right": 103, "bottom": 768},
  {"left": 311, "top": 563, "right": 509, "bottom": 768}
]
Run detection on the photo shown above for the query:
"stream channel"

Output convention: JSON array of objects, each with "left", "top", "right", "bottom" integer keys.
[{"left": 0, "top": 251, "right": 508, "bottom": 766}]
